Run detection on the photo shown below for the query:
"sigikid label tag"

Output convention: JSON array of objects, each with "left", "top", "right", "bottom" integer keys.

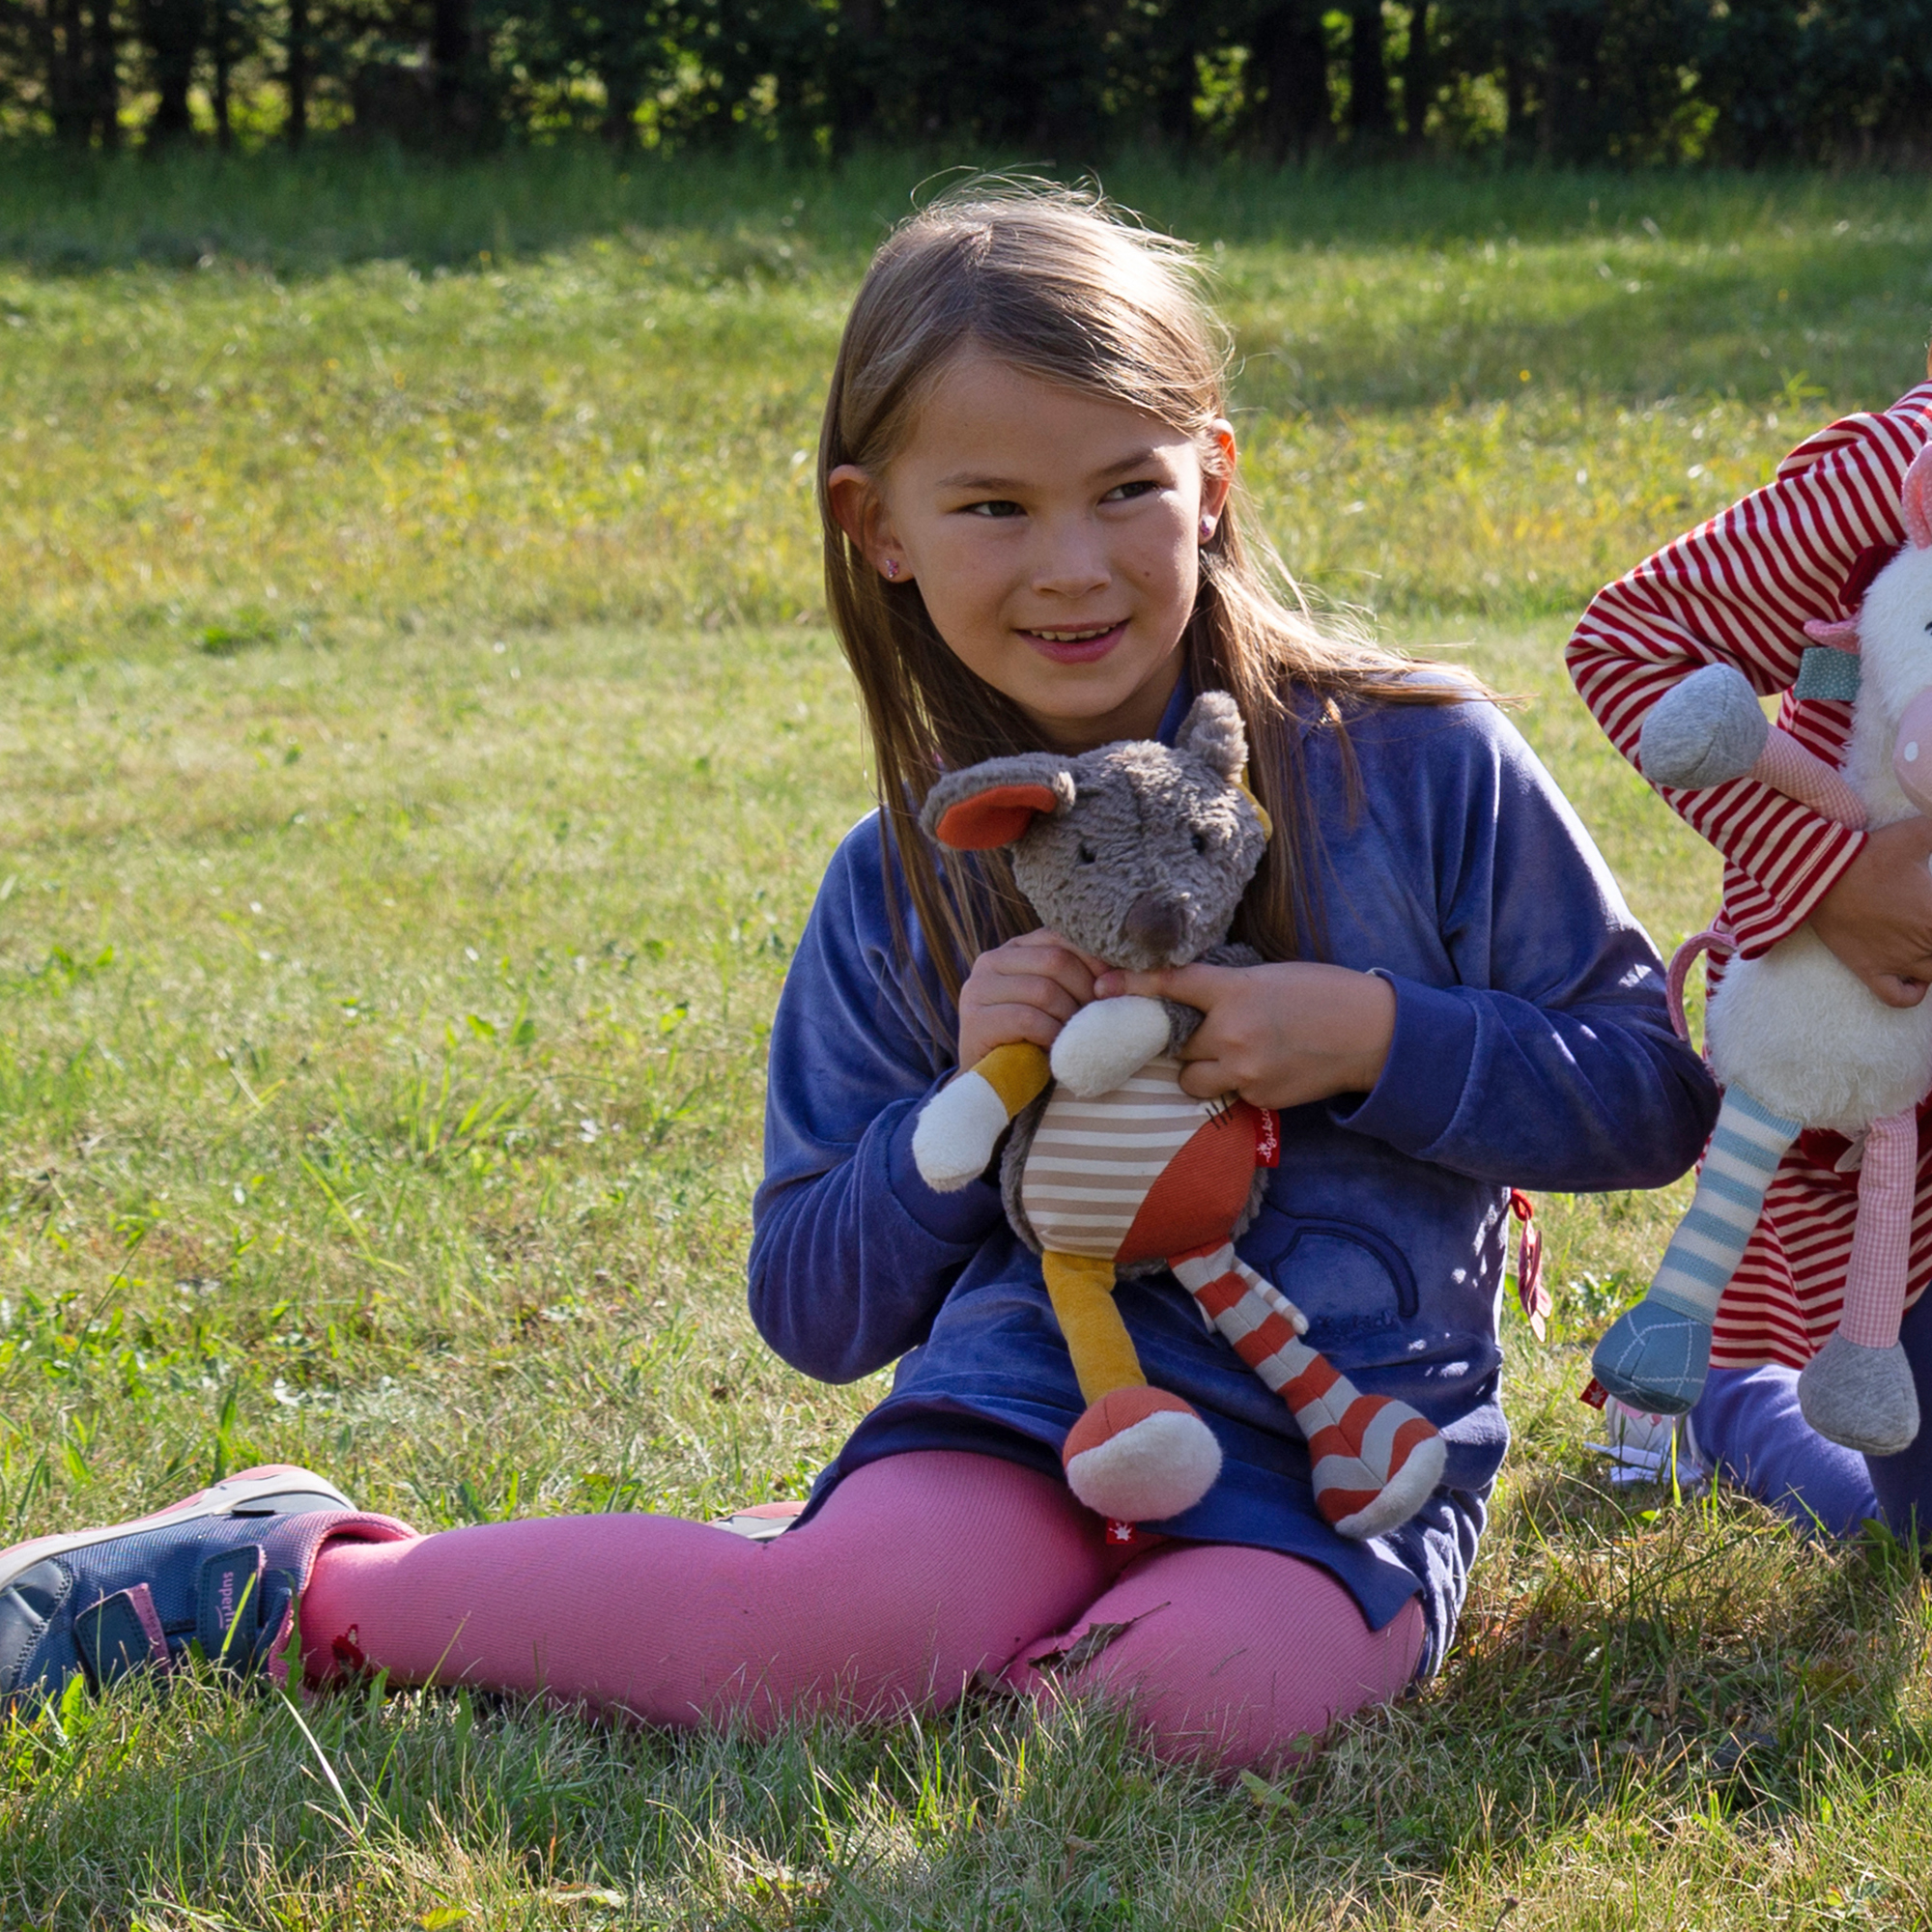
[{"left": 1255, "top": 1109, "right": 1281, "bottom": 1168}]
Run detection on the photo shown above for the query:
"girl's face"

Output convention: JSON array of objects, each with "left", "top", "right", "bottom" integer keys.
[{"left": 829, "top": 349, "right": 1235, "bottom": 753}]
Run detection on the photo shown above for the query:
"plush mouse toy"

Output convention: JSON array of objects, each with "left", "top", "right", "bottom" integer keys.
[
  {"left": 910, "top": 691, "right": 1446, "bottom": 1538},
  {"left": 1593, "top": 441, "right": 1932, "bottom": 1455}
]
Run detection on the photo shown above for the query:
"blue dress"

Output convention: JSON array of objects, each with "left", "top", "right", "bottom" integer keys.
[{"left": 748, "top": 678, "right": 1719, "bottom": 1675}]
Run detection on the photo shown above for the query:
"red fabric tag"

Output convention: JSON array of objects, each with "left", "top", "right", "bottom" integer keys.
[
  {"left": 1578, "top": 1377, "right": 1609, "bottom": 1410},
  {"left": 1509, "top": 1188, "right": 1548, "bottom": 1341},
  {"left": 1255, "top": 1109, "right": 1281, "bottom": 1168},
  {"left": 1104, "top": 1519, "right": 1148, "bottom": 1548}
]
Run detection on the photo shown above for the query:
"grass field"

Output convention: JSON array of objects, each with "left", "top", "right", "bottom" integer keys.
[{"left": 3, "top": 148, "right": 1932, "bottom": 1929}]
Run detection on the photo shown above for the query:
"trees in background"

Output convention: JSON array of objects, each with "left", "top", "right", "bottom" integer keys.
[{"left": 2, "top": 0, "right": 1929, "bottom": 165}]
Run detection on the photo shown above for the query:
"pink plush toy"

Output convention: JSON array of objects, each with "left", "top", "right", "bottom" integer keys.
[{"left": 1593, "top": 441, "right": 1932, "bottom": 1455}]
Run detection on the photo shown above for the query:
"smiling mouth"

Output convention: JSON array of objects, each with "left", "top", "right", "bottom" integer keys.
[{"left": 1020, "top": 621, "right": 1127, "bottom": 662}]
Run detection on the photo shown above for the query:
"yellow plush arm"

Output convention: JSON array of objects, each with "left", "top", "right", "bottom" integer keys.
[
  {"left": 912, "top": 1040, "right": 1052, "bottom": 1193},
  {"left": 972, "top": 1040, "right": 1053, "bottom": 1117}
]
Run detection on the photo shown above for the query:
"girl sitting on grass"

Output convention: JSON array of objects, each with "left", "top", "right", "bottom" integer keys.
[
  {"left": 1570, "top": 362, "right": 1932, "bottom": 1538},
  {"left": 0, "top": 188, "right": 1716, "bottom": 1774}
]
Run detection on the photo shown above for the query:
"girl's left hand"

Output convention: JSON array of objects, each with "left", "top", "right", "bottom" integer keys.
[{"left": 1092, "top": 961, "right": 1396, "bottom": 1109}]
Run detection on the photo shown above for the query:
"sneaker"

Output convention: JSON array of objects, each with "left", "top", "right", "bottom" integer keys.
[{"left": 0, "top": 1463, "right": 413, "bottom": 1716}]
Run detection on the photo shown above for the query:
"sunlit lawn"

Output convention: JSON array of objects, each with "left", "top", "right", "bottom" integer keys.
[{"left": 1, "top": 150, "right": 1931, "bottom": 1929}]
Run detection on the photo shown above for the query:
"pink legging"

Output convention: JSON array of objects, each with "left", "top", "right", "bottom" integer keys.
[{"left": 302, "top": 1451, "right": 1423, "bottom": 1772}]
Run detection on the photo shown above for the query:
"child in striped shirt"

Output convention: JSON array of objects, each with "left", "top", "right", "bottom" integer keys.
[{"left": 1569, "top": 362, "right": 1932, "bottom": 1535}]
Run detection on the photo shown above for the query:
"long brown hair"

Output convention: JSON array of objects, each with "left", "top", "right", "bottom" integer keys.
[{"left": 818, "top": 183, "right": 1471, "bottom": 1012}]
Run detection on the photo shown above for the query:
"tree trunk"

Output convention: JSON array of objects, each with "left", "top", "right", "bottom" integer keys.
[
  {"left": 139, "top": 0, "right": 202, "bottom": 146},
  {"left": 1151, "top": 13, "right": 1207, "bottom": 150},
  {"left": 431, "top": 0, "right": 477, "bottom": 144},
  {"left": 1250, "top": 2, "right": 1330, "bottom": 159},
  {"left": 1347, "top": 0, "right": 1391, "bottom": 145},
  {"left": 86, "top": 0, "right": 119, "bottom": 145},
  {"left": 599, "top": 0, "right": 655, "bottom": 149},
  {"left": 1400, "top": 2, "right": 1429, "bottom": 150},
  {"left": 1502, "top": 44, "right": 1526, "bottom": 151},
  {"left": 827, "top": 0, "right": 882, "bottom": 151},
  {"left": 286, "top": 0, "right": 308, "bottom": 148},
  {"left": 210, "top": 0, "right": 231, "bottom": 151},
  {"left": 44, "top": 0, "right": 92, "bottom": 144}
]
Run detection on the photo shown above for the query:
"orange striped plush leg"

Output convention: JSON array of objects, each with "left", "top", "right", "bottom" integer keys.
[{"left": 1169, "top": 1245, "right": 1446, "bottom": 1540}]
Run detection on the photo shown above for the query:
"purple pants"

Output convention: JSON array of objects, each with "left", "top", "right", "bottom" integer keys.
[{"left": 1690, "top": 1282, "right": 1932, "bottom": 1538}]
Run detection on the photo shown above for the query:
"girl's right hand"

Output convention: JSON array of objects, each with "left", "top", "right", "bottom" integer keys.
[
  {"left": 956, "top": 928, "right": 1107, "bottom": 1068},
  {"left": 1810, "top": 816, "right": 1932, "bottom": 1008}
]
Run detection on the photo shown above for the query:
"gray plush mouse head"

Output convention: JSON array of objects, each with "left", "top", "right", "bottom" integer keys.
[{"left": 919, "top": 691, "right": 1270, "bottom": 973}]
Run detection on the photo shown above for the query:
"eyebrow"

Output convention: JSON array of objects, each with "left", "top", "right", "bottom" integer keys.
[{"left": 934, "top": 447, "right": 1167, "bottom": 493}]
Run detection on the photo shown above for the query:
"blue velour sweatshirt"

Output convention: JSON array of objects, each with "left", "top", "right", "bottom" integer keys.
[{"left": 748, "top": 680, "right": 1719, "bottom": 1675}]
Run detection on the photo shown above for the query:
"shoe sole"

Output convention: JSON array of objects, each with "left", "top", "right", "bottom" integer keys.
[{"left": 0, "top": 1464, "right": 355, "bottom": 1598}]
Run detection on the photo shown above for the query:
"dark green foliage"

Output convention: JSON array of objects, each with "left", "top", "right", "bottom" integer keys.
[
  {"left": 2, "top": 0, "right": 1931, "bottom": 165},
  {"left": 1696, "top": 0, "right": 1932, "bottom": 166}
]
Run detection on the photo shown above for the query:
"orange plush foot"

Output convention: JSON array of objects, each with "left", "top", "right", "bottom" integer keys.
[{"left": 1062, "top": 1386, "right": 1222, "bottom": 1523}]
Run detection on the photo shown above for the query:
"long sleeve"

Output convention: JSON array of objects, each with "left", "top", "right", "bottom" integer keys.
[
  {"left": 748, "top": 817, "right": 1008, "bottom": 1384},
  {"left": 1317, "top": 698, "right": 1719, "bottom": 1191},
  {"left": 1565, "top": 383, "right": 1932, "bottom": 956}
]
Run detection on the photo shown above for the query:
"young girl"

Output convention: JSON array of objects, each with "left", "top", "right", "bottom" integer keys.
[
  {"left": 1569, "top": 365, "right": 1932, "bottom": 1539},
  {"left": 0, "top": 190, "right": 1716, "bottom": 1773}
]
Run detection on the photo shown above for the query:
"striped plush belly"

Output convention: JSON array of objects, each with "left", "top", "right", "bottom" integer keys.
[{"left": 1020, "top": 1057, "right": 1256, "bottom": 1264}]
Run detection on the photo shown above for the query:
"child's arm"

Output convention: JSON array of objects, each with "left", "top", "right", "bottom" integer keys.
[
  {"left": 749, "top": 822, "right": 1010, "bottom": 1382},
  {"left": 1106, "top": 700, "right": 1719, "bottom": 1191},
  {"left": 750, "top": 827, "right": 1095, "bottom": 1381},
  {"left": 1566, "top": 384, "right": 1932, "bottom": 964}
]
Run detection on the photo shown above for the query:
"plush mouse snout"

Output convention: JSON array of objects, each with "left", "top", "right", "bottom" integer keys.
[{"left": 1122, "top": 890, "right": 1188, "bottom": 960}]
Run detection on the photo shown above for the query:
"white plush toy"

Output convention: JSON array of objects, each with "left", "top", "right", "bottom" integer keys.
[{"left": 1593, "top": 440, "right": 1932, "bottom": 1456}]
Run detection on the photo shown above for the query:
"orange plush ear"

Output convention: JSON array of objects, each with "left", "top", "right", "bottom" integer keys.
[{"left": 933, "top": 783, "right": 1061, "bottom": 850}]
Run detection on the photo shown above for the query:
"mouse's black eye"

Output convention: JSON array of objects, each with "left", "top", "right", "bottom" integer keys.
[
  {"left": 1076, "top": 842, "right": 1096, "bottom": 865},
  {"left": 1191, "top": 831, "right": 1208, "bottom": 855}
]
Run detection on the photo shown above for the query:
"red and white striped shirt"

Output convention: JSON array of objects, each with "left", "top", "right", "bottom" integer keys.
[{"left": 1567, "top": 383, "right": 1932, "bottom": 1369}]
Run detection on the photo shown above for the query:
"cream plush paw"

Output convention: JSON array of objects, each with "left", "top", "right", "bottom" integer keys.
[
  {"left": 1061, "top": 1386, "right": 1222, "bottom": 1522},
  {"left": 1050, "top": 997, "right": 1171, "bottom": 1098},
  {"left": 911, "top": 1071, "right": 1009, "bottom": 1192}
]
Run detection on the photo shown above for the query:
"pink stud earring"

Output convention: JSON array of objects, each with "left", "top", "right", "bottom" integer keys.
[
  {"left": 884, "top": 558, "right": 900, "bottom": 581},
  {"left": 1199, "top": 516, "right": 1215, "bottom": 543}
]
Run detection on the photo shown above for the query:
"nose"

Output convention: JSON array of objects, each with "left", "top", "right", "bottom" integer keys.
[
  {"left": 1122, "top": 892, "right": 1187, "bottom": 958},
  {"left": 1030, "top": 515, "right": 1110, "bottom": 599}
]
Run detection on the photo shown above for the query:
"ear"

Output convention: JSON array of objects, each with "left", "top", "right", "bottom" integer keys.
[
  {"left": 1903, "top": 441, "right": 1932, "bottom": 552},
  {"left": 1176, "top": 691, "right": 1247, "bottom": 781},
  {"left": 1200, "top": 419, "right": 1236, "bottom": 529},
  {"left": 921, "top": 756, "right": 1076, "bottom": 850},
  {"left": 826, "top": 463, "right": 911, "bottom": 583}
]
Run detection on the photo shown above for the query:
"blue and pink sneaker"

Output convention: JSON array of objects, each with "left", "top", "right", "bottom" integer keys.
[{"left": 0, "top": 1463, "right": 414, "bottom": 1715}]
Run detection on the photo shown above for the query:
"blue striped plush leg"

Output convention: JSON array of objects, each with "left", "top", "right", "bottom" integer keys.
[{"left": 1592, "top": 1087, "right": 1802, "bottom": 1413}]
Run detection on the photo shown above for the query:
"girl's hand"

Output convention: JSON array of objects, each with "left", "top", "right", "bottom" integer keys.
[
  {"left": 1809, "top": 816, "right": 1932, "bottom": 1009},
  {"left": 957, "top": 929, "right": 1108, "bottom": 1067},
  {"left": 1092, "top": 961, "right": 1396, "bottom": 1109}
]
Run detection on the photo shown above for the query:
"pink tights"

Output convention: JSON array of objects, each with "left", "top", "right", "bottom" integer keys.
[{"left": 302, "top": 1451, "right": 1424, "bottom": 1772}]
